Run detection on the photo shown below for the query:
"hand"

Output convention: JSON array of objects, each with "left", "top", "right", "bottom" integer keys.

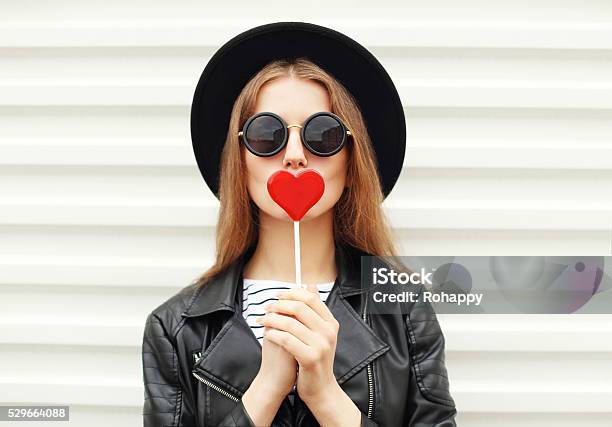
[
  {"left": 258, "top": 330, "right": 298, "bottom": 397},
  {"left": 241, "top": 322, "right": 297, "bottom": 427},
  {"left": 257, "top": 286, "right": 340, "bottom": 404}
]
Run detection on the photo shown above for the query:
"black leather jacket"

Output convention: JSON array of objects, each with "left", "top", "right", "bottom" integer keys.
[{"left": 142, "top": 243, "right": 458, "bottom": 426}]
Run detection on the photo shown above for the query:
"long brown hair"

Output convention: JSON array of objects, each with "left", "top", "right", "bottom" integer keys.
[{"left": 193, "top": 57, "right": 398, "bottom": 286}]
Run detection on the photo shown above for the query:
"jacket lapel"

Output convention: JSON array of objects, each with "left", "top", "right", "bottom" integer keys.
[
  {"left": 326, "top": 286, "right": 390, "bottom": 385},
  {"left": 183, "top": 243, "right": 390, "bottom": 395},
  {"left": 193, "top": 310, "right": 263, "bottom": 396}
]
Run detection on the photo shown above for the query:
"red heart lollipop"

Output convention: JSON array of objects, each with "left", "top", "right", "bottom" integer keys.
[{"left": 267, "top": 169, "right": 325, "bottom": 221}]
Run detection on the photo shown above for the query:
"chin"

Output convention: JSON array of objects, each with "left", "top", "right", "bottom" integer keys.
[
  {"left": 257, "top": 203, "right": 295, "bottom": 222},
  {"left": 301, "top": 204, "right": 335, "bottom": 222}
]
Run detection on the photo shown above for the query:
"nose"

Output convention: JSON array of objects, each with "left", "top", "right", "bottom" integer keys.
[{"left": 282, "top": 127, "right": 307, "bottom": 169}]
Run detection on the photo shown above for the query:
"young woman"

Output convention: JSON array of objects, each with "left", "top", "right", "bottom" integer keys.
[{"left": 143, "top": 22, "right": 457, "bottom": 427}]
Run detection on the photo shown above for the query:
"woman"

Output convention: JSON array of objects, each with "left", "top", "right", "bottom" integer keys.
[{"left": 143, "top": 22, "right": 457, "bottom": 427}]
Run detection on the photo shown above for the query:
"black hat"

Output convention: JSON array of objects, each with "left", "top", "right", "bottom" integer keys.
[{"left": 190, "top": 21, "right": 406, "bottom": 199}]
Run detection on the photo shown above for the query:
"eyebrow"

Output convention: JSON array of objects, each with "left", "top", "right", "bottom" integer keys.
[{"left": 257, "top": 111, "right": 331, "bottom": 124}]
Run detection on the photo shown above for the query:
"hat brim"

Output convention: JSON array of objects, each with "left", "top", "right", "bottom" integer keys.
[{"left": 191, "top": 21, "right": 406, "bottom": 199}]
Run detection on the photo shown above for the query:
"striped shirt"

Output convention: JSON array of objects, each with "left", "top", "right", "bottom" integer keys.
[{"left": 241, "top": 279, "right": 335, "bottom": 345}]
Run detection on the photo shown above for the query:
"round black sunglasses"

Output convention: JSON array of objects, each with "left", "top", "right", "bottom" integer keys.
[{"left": 238, "top": 111, "right": 352, "bottom": 157}]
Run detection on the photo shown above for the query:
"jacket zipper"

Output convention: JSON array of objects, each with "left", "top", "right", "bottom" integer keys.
[
  {"left": 192, "top": 371, "right": 240, "bottom": 402},
  {"left": 362, "top": 293, "right": 374, "bottom": 420}
]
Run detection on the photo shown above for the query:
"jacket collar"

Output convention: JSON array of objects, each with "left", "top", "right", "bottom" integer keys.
[
  {"left": 182, "top": 242, "right": 390, "bottom": 396},
  {"left": 182, "top": 242, "right": 367, "bottom": 318}
]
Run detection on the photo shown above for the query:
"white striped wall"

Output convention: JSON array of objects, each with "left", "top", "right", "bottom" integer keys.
[{"left": 1, "top": 1, "right": 612, "bottom": 426}]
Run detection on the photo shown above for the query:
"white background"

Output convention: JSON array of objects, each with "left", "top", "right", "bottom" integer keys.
[{"left": 1, "top": 1, "right": 612, "bottom": 426}]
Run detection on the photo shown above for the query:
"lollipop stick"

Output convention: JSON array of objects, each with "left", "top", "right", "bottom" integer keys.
[
  {"left": 293, "top": 220, "right": 301, "bottom": 288},
  {"left": 292, "top": 220, "right": 302, "bottom": 392}
]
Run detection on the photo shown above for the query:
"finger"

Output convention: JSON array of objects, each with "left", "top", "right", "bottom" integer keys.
[
  {"left": 263, "top": 327, "right": 310, "bottom": 361},
  {"left": 266, "top": 299, "right": 328, "bottom": 332},
  {"left": 257, "top": 312, "right": 318, "bottom": 346},
  {"left": 278, "top": 287, "right": 336, "bottom": 322}
]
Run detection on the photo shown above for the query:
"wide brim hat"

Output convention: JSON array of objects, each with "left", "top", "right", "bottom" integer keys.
[{"left": 191, "top": 21, "right": 406, "bottom": 199}]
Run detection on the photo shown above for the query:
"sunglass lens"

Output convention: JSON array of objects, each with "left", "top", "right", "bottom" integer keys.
[
  {"left": 304, "top": 115, "right": 345, "bottom": 155},
  {"left": 245, "top": 115, "right": 285, "bottom": 155}
]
